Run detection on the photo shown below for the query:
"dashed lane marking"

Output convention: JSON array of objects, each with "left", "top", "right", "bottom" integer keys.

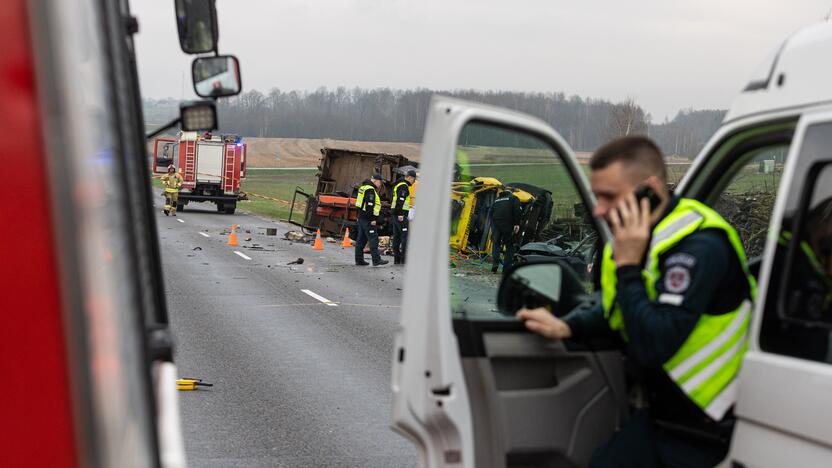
[
  {"left": 234, "top": 251, "right": 252, "bottom": 260},
  {"left": 300, "top": 289, "right": 338, "bottom": 307},
  {"left": 199, "top": 232, "right": 210, "bottom": 238}
]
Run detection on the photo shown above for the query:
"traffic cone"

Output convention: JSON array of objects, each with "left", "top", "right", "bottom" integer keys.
[
  {"left": 341, "top": 228, "right": 353, "bottom": 248},
  {"left": 312, "top": 228, "right": 324, "bottom": 250},
  {"left": 227, "top": 225, "right": 238, "bottom": 247}
]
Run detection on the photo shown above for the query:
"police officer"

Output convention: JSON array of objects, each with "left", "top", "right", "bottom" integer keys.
[
  {"left": 391, "top": 170, "right": 416, "bottom": 264},
  {"left": 160, "top": 164, "right": 184, "bottom": 216},
  {"left": 354, "top": 173, "right": 389, "bottom": 266},
  {"left": 491, "top": 188, "right": 521, "bottom": 273},
  {"left": 517, "top": 136, "right": 754, "bottom": 467}
]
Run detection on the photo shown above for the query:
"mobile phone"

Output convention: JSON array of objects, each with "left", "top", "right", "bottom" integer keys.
[{"left": 634, "top": 185, "right": 661, "bottom": 212}]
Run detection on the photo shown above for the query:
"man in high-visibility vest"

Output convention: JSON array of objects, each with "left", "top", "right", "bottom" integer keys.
[
  {"left": 160, "top": 164, "right": 184, "bottom": 216},
  {"left": 518, "top": 136, "right": 754, "bottom": 467},
  {"left": 391, "top": 170, "right": 417, "bottom": 264},
  {"left": 354, "top": 173, "right": 389, "bottom": 266}
]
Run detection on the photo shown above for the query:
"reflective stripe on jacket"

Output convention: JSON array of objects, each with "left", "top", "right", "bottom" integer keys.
[
  {"left": 601, "top": 198, "right": 756, "bottom": 421},
  {"left": 355, "top": 184, "right": 381, "bottom": 217}
]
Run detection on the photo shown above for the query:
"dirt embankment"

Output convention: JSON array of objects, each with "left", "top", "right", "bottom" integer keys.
[{"left": 243, "top": 138, "right": 422, "bottom": 168}]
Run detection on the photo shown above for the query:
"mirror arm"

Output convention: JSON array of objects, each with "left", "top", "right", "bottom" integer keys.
[{"left": 145, "top": 117, "right": 181, "bottom": 141}]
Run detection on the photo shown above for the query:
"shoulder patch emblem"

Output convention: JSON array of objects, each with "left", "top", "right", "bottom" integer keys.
[{"left": 665, "top": 265, "right": 692, "bottom": 293}]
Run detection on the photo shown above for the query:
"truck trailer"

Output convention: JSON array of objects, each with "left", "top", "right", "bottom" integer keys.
[{"left": 288, "top": 147, "right": 418, "bottom": 237}]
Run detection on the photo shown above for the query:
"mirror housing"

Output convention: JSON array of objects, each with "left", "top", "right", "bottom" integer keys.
[
  {"left": 174, "top": 0, "right": 218, "bottom": 54},
  {"left": 497, "top": 260, "right": 586, "bottom": 316},
  {"left": 192, "top": 55, "right": 242, "bottom": 98},
  {"left": 180, "top": 100, "right": 217, "bottom": 132}
]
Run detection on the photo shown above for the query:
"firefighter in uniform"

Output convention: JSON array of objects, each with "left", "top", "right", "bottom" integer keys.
[
  {"left": 491, "top": 189, "right": 521, "bottom": 273},
  {"left": 160, "top": 164, "right": 184, "bottom": 216},
  {"left": 354, "top": 173, "right": 389, "bottom": 266},
  {"left": 518, "top": 136, "right": 755, "bottom": 467},
  {"left": 391, "top": 170, "right": 417, "bottom": 264}
]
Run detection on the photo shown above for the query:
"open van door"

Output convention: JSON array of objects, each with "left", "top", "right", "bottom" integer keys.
[{"left": 391, "top": 97, "right": 628, "bottom": 468}]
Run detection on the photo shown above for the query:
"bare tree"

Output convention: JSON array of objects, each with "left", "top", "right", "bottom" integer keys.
[{"left": 608, "top": 97, "right": 647, "bottom": 137}]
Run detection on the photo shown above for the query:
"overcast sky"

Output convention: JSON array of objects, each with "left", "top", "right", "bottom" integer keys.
[{"left": 134, "top": 0, "right": 831, "bottom": 121}]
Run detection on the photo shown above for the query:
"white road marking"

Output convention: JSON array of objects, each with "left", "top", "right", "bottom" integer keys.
[
  {"left": 301, "top": 289, "right": 338, "bottom": 307},
  {"left": 177, "top": 219, "right": 185, "bottom": 223},
  {"left": 199, "top": 232, "right": 210, "bottom": 238},
  {"left": 234, "top": 251, "right": 252, "bottom": 260}
]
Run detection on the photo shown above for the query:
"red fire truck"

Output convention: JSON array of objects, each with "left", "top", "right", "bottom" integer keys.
[{"left": 153, "top": 132, "right": 247, "bottom": 214}]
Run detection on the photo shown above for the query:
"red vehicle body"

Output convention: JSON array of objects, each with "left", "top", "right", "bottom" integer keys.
[{"left": 153, "top": 132, "right": 247, "bottom": 214}]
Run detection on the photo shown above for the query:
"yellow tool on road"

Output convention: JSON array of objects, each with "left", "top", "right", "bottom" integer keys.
[{"left": 176, "top": 377, "right": 214, "bottom": 391}]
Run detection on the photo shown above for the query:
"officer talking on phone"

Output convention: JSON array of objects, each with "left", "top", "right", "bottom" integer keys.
[{"left": 517, "top": 136, "right": 754, "bottom": 467}]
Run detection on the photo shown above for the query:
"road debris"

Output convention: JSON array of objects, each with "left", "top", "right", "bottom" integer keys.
[
  {"left": 288, "top": 258, "right": 305, "bottom": 265},
  {"left": 284, "top": 231, "right": 306, "bottom": 241},
  {"left": 192, "top": 246, "right": 202, "bottom": 251}
]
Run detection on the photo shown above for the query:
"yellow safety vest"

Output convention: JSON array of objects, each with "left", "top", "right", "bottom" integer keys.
[
  {"left": 391, "top": 181, "right": 412, "bottom": 211},
  {"left": 601, "top": 198, "right": 756, "bottom": 421},
  {"left": 355, "top": 184, "right": 381, "bottom": 217}
]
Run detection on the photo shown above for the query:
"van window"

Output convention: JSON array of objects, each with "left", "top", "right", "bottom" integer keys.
[
  {"left": 710, "top": 144, "right": 789, "bottom": 259},
  {"left": 448, "top": 121, "right": 599, "bottom": 320},
  {"left": 760, "top": 122, "right": 832, "bottom": 364}
]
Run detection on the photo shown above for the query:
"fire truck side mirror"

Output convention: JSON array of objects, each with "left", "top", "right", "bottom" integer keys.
[
  {"left": 192, "top": 55, "right": 242, "bottom": 98},
  {"left": 174, "top": 0, "right": 219, "bottom": 54},
  {"left": 180, "top": 100, "right": 217, "bottom": 132}
]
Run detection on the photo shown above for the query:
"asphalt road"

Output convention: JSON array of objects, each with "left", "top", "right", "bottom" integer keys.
[{"left": 156, "top": 201, "right": 417, "bottom": 467}]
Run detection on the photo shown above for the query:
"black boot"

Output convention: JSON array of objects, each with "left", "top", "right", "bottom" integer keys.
[
  {"left": 356, "top": 260, "right": 370, "bottom": 266},
  {"left": 373, "top": 259, "right": 389, "bottom": 266}
]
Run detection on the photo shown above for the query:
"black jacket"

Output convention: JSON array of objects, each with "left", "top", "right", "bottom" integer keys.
[
  {"left": 491, "top": 191, "right": 521, "bottom": 232},
  {"left": 357, "top": 179, "right": 380, "bottom": 221},
  {"left": 564, "top": 197, "right": 749, "bottom": 435}
]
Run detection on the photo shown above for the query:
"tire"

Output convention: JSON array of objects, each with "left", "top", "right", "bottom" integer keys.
[
  {"left": 216, "top": 203, "right": 225, "bottom": 212},
  {"left": 176, "top": 203, "right": 185, "bottom": 212},
  {"left": 224, "top": 202, "right": 236, "bottom": 214}
]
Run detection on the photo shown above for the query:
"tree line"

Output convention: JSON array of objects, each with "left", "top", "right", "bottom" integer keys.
[{"left": 144, "top": 87, "right": 726, "bottom": 158}]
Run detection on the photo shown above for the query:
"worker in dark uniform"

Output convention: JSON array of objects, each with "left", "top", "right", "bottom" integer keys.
[
  {"left": 491, "top": 188, "right": 521, "bottom": 273},
  {"left": 517, "top": 136, "right": 754, "bottom": 467},
  {"left": 354, "top": 173, "right": 389, "bottom": 267},
  {"left": 391, "top": 170, "right": 417, "bottom": 265}
]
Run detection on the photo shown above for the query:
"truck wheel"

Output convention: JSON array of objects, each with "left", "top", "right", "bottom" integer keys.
[
  {"left": 216, "top": 203, "right": 224, "bottom": 212},
  {"left": 224, "top": 203, "right": 236, "bottom": 215},
  {"left": 176, "top": 203, "right": 185, "bottom": 212}
]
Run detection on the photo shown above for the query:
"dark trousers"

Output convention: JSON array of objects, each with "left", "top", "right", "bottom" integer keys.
[
  {"left": 590, "top": 410, "right": 729, "bottom": 468},
  {"left": 392, "top": 215, "right": 409, "bottom": 261},
  {"left": 491, "top": 228, "right": 515, "bottom": 270},
  {"left": 355, "top": 216, "right": 381, "bottom": 263}
]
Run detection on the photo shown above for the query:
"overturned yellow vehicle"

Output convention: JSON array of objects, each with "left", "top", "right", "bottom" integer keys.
[{"left": 449, "top": 177, "right": 553, "bottom": 256}]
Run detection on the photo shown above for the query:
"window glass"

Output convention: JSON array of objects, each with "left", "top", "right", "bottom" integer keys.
[
  {"left": 449, "top": 121, "right": 599, "bottom": 320},
  {"left": 711, "top": 145, "right": 789, "bottom": 258},
  {"left": 760, "top": 122, "right": 832, "bottom": 363}
]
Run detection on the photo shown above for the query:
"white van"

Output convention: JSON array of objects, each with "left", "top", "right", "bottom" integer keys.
[{"left": 392, "top": 22, "right": 832, "bottom": 468}]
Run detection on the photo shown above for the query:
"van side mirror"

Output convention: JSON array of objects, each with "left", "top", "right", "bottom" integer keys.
[
  {"left": 174, "top": 0, "right": 218, "bottom": 54},
  {"left": 497, "top": 261, "right": 586, "bottom": 316},
  {"left": 192, "top": 55, "right": 242, "bottom": 98}
]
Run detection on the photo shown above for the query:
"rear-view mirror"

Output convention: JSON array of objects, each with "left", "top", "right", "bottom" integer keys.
[
  {"left": 193, "top": 55, "right": 242, "bottom": 98},
  {"left": 174, "top": 0, "right": 218, "bottom": 54}
]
